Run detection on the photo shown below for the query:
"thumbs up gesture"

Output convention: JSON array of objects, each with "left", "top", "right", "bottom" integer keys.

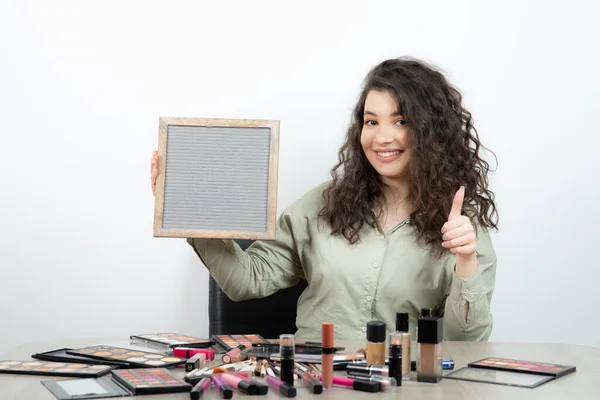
[{"left": 441, "top": 186, "right": 477, "bottom": 258}]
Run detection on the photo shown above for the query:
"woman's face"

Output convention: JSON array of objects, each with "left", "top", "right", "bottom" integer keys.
[{"left": 360, "top": 89, "right": 411, "bottom": 187}]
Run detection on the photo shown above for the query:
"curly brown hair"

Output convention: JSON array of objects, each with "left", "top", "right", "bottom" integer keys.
[{"left": 318, "top": 56, "right": 499, "bottom": 257}]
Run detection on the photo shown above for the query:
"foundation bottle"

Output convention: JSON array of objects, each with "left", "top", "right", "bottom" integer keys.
[
  {"left": 366, "top": 321, "right": 386, "bottom": 365},
  {"left": 416, "top": 313, "right": 443, "bottom": 383},
  {"left": 395, "top": 312, "right": 412, "bottom": 381}
]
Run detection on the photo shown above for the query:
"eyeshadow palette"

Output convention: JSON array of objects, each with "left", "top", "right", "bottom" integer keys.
[
  {"left": 32, "top": 348, "right": 129, "bottom": 367},
  {"left": 42, "top": 369, "right": 192, "bottom": 400},
  {"left": 212, "top": 334, "right": 270, "bottom": 351},
  {"left": 67, "top": 346, "right": 185, "bottom": 368},
  {"left": 0, "top": 360, "right": 115, "bottom": 378},
  {"left": 444, "top": 366, "right": 554, "bottom": 388},
  {"left": 112, "top": 368, "right": 192, "bottom": 394},
  {"left": 468, "top": 357, "right": 576, "bottom": 378},
  {"left": 130, "top": 332, "right": 214, "bottom": 350}
]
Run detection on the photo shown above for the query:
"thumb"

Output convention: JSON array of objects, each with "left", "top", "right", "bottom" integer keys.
[{"left": 448, "top": 185, "right": 465, "bottom": 220}]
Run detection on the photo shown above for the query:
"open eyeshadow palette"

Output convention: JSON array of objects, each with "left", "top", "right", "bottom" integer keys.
[
  {"left": 32, "top": 348, "right": 129, "bottom": 367},
  {"left": 66, "top": 346, "right": 185, "bottom": 368},
  {"left": 130, "top": 332, "right": 214, "bottom": 351},
  {"left": 42, "top": 368, "right": 192, "bottom": 399},
  {"left": 0, "top": 360, "right": 115, "bottom": 378},
  {"left": 468, "top": 357, "right": 577, "bottom": 378},
  {"left": 444, "top": 367, "right": 555, "bottom": 388},
  {"left": 211, "top": 334, "right": 270, "bottom": 351}
]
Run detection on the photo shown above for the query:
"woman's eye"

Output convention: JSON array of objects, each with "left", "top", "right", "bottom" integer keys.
[
  {"left": 364, "top": 120, "right": 377, "bottom": 126},
  {"left": 396, "top": 119, "right": 406, "bottom": 126}
]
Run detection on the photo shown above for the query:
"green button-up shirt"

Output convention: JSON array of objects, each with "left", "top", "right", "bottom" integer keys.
[{"left": 188, "top": 182, "right": 496, "bottom": 341}]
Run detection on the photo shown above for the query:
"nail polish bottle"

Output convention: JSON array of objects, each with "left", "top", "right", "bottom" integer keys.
[
  {"left": 279, "top": 334, "right": 295, "bottom": 386},
  {"left": 366, "top": 320, "right": 386, "bottom": 365},
  {"left": 395, "top": 312, "right": 411, "bottom": 380},
  {"left": 417, "top": 313, "right": 443, "bottom": 383},
  {"left": 388, "top": 332, "right": 402, "bottom": 385}
]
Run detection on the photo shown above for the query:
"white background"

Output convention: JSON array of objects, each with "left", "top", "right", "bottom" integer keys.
[{"left": 1, "top": 0, "right": 598, "bottom": 357}]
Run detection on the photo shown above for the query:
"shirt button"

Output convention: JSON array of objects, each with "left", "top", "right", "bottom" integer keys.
[
  {"left": 362, "top": 327, "right": 367, "bottom": 332},
  {"left": 463, "top": 289, "right": 469, "bottom": 294},
  {"left": 380, "top": 235, "right": 385, "bottom": 240},
  {"left": 366, "top": 296, "right": 372, "bottom": 301},
  {"left": 372, "top": 262, "right": 379, "bottom": 268}
]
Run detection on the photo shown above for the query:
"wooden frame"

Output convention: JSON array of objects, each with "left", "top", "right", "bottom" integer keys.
[{"left": 153, "top": 117, "right": 279, "bottom": 240}]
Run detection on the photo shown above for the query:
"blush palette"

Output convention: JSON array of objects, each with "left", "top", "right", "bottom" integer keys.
[
  {"left": 67, "top": 346, "right": 185, "bottom": 368},
  {"left": 130, "top": 333, "right": 213, "bottom": 350},
  {"left": 468, "top": 357, "right": 576, "bottom": 378},
  {"left": 212, "top": 334, "right": 270, "bottom": 351},
  {"left": 0, "top": 360, "right": 114, "bottom": 378}
]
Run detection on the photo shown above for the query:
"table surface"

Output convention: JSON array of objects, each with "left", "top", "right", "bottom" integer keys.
[{"left": 0, "top": 338, "right": 597, "bottom": 400}]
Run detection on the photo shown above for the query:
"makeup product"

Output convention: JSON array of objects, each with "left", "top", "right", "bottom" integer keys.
[
  {"left": 235, "top": 373, "right": 269, "bottom": 395},
  {"left": 468, "top": 357, "right": 576, "bottom": 378},
  {"left": 366, "top": 321, "right": 386, "bottom": 365},
  {"left": 346, "top": 364, "right": 388, "bottom": 376},
  {"left": 223, "top": 344, "right": 248, "bottom": 363},
  {"left": 279, "top": 334, "right": 295, "bottom": 386},
  {"left": 0, "top": 360, "right": 115, "bottom": 378},
  {"left": 190, "top": 377, "right": 212, "bottom": 400},
  {"left": 67, "top": 346, "right": 185, "bottom": 368},
  {"left": 323, "top": 375, "right": 381, "bottom": 393},
  {"left": 299, "top": 370, "right": 323, "bottom": 394},
  {"left": 212, "top": 374, "right": 234, "bottom": 399},
  {"left": 212, "top": 334, "right": 269, "bottom": 351},
  {"left": 186, "top": 374, "right": 212, "bottom": 386},
  {"left": 174, "top": 347, "right": 215, "bottom": 360},
  {"left": 266, "top": 375, "right": 296, "bottom": 397},
  {"left": 346, "top": 373, "right": 397, "bottom": 392},
  {"left": 444, "top": 366, "right": 554, "bottom": 388},
  {"left": 387, "top": 332, "right": 402, "bottom": 385},
  {"left": 270, "top": 352, "right": 364, "bottom": 363},
  {"left": 220, "top": 372, "right": 258, "bottom": 395},
  {"left": 417, "top": 313, "right": 443, "bottom": 383},
  {"left": 411, "top": 359, "right": 453, "bottom": 370},
  {"left": 43, "top": 368, "right": 193, "bottom": 399},
  {"left": 130, "top": 333, "right": 214, "bottom": 351},
  {"left": 186, "top": 353, "right": 207, "bottom": 372},
  {"left": 420, "top": 308, "right": 432, "bottom": 317},
  {"left": 31, "top": 348, "right": 128, "bottom": 367},
  {"left": 321, "top": 322, "right": 334, "bottom": 390},
  {"left": 395, "top": 312, "right": 412, "bottom": 380}
]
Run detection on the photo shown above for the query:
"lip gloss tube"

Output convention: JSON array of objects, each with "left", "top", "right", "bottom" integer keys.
[
  {"left": 266, "top": 375, "right": 297, "bottom": 397},
  {"left": 233, "top": 372, "right": 268, "bottom": 395},
  {"left": 222, "top": 344, "right": 247, "bottom": 364},
  {"left": 174, "top": 347, "right": 215, "bottom": 360},
  {"left": 279, "top": 334, "right": 295, "bottom": 386},
  {"left": 190, "top": 377, "right": 211, "bottom": 400},
  {"left": 211, "top": 374, "right": 233, "bottom": 399},
  {"left": 299, "top": 370, "right": 323, "bottom": 394},
  {"left": 346, "top": 364, "right": 388, "bottom": 376},
  {"left": 322, "top": 376, "right": 381, "bottom": 393},
  {"left": 321, "top": 322, "right": 334, "bottom": 390},
  {"left": 220, "top": 372, "right": 258, "bottom": 395},
  {"left": 346, "top": 373, "right": 397, "bottom": 392}
]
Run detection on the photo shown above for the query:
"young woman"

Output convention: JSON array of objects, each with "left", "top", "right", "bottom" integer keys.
[{"left": 151, "top": 56, "right": 499, "bottom": 341}]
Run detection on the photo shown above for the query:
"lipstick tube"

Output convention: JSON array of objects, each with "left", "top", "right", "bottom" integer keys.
[
  {"left": 321, "top": 322, "right": 334, "bottom": 390},
  {"left": 190, "top": 377, "right": 211, "bottom": 400},
  {"left": 279, "top": 334, "right": 295, "bottom": 386},
  {"left": 388, "top": 332, "right": 402, "bottom": 385},
  {"left": 346, "top": 364, "right": 388, "bottom": 376},
  {"left": 346, "top": 373, "right": 397, "bottom": 392},
  {"left": 211, "top": 374, "right": 233, "bottom": 399},
  {"left": 266, "top": 375, "right": 297, "bottom": 397}
]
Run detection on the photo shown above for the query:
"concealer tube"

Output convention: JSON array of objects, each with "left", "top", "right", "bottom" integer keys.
[
  {"left": 366, "top": 321, "right": 386, "bottom": 365},
  {"left": 222, "top": 344, "right": 247, "bottom": 364},
  {"left": 388, "top": 332, "right": 402, "bottom": 385},
  {"left": 321, "top": 322, "right": 334, "bottom": 390},
  {"left": 395, "top": 312, "right": 411, "bottom": 380},
  {"left": 279, "top": 334, "right": 295, "bottom": 386},
  {"left": 416, "top": 314, "right": 443, "bottom": 383}
]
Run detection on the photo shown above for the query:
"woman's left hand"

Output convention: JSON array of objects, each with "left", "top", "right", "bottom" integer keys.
[{"left": 440, "top": 186, "right": 477, "bottom": 258}]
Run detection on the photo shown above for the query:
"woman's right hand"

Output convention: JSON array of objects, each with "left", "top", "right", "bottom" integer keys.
[{"left": 150, "top": 150, "right": 158, "bottom": 196}]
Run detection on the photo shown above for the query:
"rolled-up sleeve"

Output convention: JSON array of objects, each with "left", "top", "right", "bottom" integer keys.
[{"left": 442, "top": 224, "right": 497, "bottom": 341}]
